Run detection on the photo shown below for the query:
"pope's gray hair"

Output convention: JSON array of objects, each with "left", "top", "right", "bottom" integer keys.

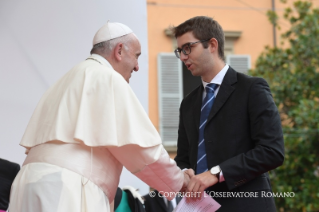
[{"left": 90, "top": 33, "right": 135, "bottom": 55}]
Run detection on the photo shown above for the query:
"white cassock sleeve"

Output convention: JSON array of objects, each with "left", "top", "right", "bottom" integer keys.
[{"left": 108, "top": 144, "right": 184, "bottom": 200}]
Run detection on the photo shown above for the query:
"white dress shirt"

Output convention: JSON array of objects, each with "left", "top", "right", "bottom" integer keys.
[{"left": 202, "top": 64, "right": 229, "bottom": 100}]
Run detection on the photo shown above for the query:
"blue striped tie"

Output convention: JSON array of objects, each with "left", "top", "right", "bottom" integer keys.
[{"left": 196, "top": 83, "right": 219, "bottom": 174}]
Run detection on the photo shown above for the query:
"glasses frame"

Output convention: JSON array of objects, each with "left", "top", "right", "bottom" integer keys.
[{"left": 174, "top": 38, "right": 212, "bottom": 59}]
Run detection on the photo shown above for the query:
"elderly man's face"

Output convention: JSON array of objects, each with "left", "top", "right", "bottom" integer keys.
[{"left": 120, "top": 37, "right": 141, "bottom": 83}]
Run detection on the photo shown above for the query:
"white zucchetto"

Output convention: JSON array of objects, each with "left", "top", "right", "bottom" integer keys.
[{"left": 93, "top": 21, "right": 133, "bottom": 46}]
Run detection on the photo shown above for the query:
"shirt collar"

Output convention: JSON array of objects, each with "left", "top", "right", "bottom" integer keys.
[
  {"left": 202, "top": 64, "right": 229, "bottom": 88},
  {"left": 88, "top": 54, "right": 113, "bottom": 69}
]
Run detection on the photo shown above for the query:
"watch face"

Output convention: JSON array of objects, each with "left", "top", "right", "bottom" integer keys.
[{"left": 211, "top": 166, "right": 220, "bottom": 174}]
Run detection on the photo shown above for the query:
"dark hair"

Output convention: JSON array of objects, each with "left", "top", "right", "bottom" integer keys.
[{"left": 173, "top": 16, "right": 225, "bottom": 61}]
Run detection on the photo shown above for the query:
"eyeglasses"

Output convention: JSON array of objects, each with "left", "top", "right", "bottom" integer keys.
[{"left": 174, "top": 38, "right": 211, "bottom": 58}]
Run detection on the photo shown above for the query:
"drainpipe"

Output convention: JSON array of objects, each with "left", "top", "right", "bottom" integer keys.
[{"left": 272, "top": 0, "right": 277, "bottom": 48}]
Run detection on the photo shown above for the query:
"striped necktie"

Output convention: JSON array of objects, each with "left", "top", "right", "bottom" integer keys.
[{"left": 196, "top": 83, "right": 219, "bottom": 174}]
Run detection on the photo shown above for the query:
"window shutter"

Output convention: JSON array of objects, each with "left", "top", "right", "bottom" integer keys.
[
  {"left": 157, "top": 53, "right": 183, "bottom": 146},
  {"left": 226, "top": 55, "right": 251, "bottom": 74}
]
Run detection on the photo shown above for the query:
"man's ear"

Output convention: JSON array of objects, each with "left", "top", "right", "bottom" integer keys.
[
  {"left": 209, "top": 38, "right": 218, "bottom": 54},
  {"left": 114, "top": 43, "right": 123, "bottom": 61}
]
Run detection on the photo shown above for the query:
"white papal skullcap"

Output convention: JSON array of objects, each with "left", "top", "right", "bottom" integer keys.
[{"left": 92, "top": 21, "right": 133, "bottom": 46}]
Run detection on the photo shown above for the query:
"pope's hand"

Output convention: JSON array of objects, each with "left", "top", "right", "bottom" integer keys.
[
  {"left": 184, "top": 169, "right": 195, "bottom": 179},
  {"left": 186, "top": 171, "right": 218, "bottom": 199},
  {"left": 181, "top": 169, "right": 194, "bottom": 192}
]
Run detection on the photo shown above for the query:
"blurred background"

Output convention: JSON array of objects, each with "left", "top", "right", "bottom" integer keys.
[{"left": 1, "top": 0, "right": 318, "bottom": 211}]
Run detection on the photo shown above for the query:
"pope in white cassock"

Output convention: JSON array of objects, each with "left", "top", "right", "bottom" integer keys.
[{"left": 9, "top": 22, "right": 189, "bottom": 212}]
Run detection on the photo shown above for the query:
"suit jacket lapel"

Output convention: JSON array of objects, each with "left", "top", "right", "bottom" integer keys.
[
  {"left": 175, "top": 195, "right": 182, "bottom": 204},
  {"left": 193, "top": 85, "right": 204, "bottom": 133},
  {"left": 207, "top": 67, "right": 237, "bottom": 123},
  {"left": 155, "top": 191, "right": 167, "bottom": 211}
]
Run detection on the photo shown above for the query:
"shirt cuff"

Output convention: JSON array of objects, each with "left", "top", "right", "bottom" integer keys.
[{"left": 219, "top": 170, "right": 225, "bottom": 182}]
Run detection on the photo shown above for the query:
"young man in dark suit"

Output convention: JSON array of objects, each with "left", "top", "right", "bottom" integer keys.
[{"left": 173, "top": 16, "right": 285, "bottom": 211}]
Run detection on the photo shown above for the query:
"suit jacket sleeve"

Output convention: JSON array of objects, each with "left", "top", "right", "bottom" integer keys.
[{"left": 220, "top": 78, "right": 284, "bottom": 190}]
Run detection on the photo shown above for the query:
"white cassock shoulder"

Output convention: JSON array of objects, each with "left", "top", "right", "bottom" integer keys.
[{"left": 20, "top": 59, "right": 161, "bottom": 149}]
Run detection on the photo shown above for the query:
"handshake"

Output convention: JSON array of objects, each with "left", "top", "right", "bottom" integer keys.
[{"left": 181, "top": 169, "right": 219, "bottom": 198}]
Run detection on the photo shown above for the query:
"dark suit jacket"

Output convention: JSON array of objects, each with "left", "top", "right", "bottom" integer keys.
[
  {"left": 174, "top": 67, "right": 284, "bottom": 211},
  {"left": 0, "top": 158, "right": 20, "bottom": 210},
  {"left": 143, "top": 190, "right": 181, "bottom": 212}
]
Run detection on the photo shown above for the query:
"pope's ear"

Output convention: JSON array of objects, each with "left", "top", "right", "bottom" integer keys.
[{"left": 114, "top": 43, "right": 123, "bottom": 61}]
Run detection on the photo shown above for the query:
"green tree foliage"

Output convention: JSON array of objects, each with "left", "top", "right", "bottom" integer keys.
[{"left": 249, "top": 1, "right": 319, "bottom": 211}]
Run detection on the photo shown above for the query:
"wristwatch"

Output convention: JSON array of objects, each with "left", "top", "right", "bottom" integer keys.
[{"left": 210, "top": 165, "right": 221, "bottom": 181}]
